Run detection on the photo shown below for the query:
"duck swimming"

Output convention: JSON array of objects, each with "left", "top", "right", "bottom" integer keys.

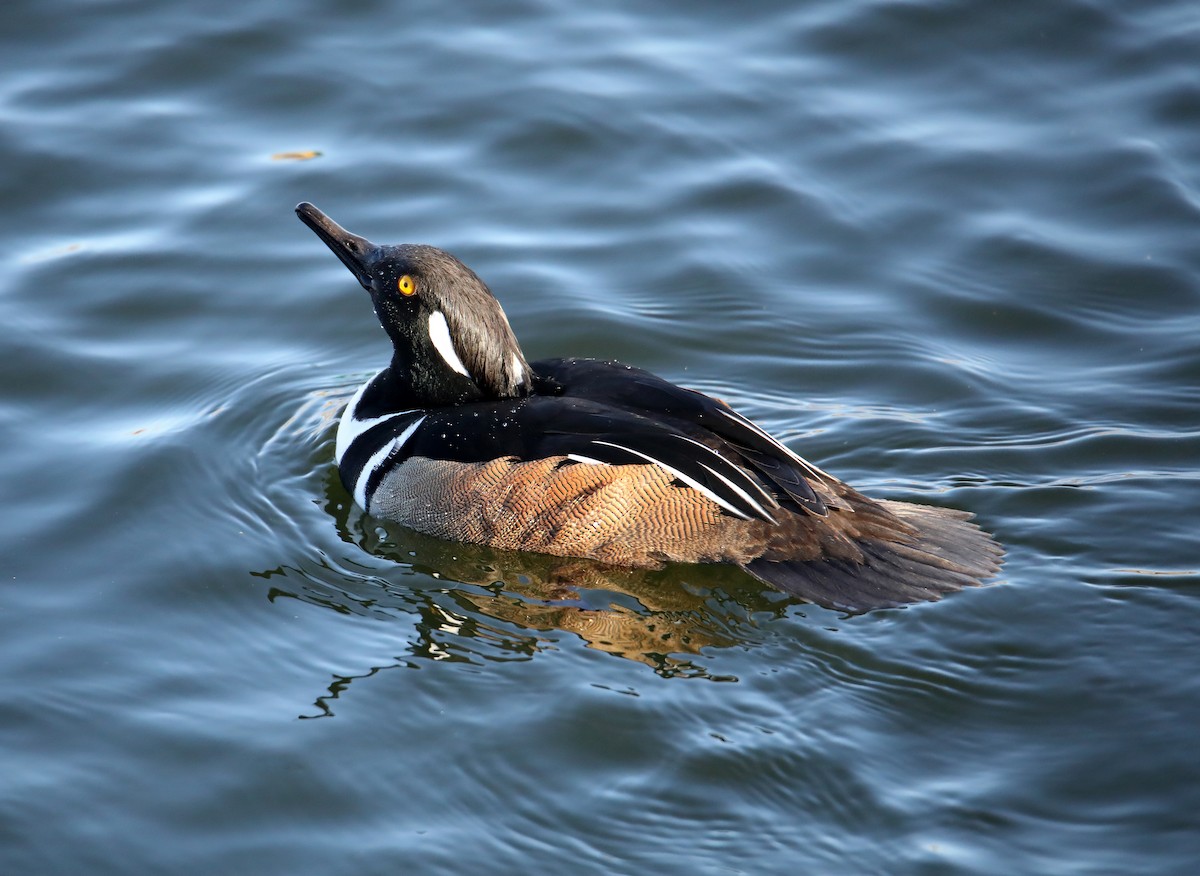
[{"left": 297, "top": 202, "right": 1001, "bottom": 612}]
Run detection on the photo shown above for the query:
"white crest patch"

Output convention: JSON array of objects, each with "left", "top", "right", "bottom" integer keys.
[{"left": 428, "top": 310, "right": 470, "bottom": 377}]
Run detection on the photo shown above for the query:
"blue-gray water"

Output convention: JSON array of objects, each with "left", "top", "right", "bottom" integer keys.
[{"left": 2, "top": 0, "right": 1198, "bottom": 873}]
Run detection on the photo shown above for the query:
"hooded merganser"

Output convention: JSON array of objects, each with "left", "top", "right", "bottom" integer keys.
[{"left": 297, "top": 202, "right": 1002, "bottom": 612}]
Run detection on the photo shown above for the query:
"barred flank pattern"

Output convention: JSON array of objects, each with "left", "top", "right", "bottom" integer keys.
[
  {"left": 369, "top": 455, "right": 1003, "bottom": 612},
  {"left": 370, "top": 455, "right": 755, "bottom": 566}
]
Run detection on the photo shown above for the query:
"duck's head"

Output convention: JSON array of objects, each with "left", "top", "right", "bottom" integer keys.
[{"left": 297, "top": 202, "right": 532, "bottom": 406}]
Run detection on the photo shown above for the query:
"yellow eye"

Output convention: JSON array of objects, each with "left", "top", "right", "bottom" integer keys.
[{"left": 398, "top": 275, "right": 416, "bottom": 296}]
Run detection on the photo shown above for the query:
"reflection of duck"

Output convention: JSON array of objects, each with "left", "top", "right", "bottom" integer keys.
[
  {"left": 255, "top": 470, "right": 789, "bottom": 692},
  {"left": 297, "top": 203, "right": 1001, "bottom": 613},
  {"left": 375, "top": 545, "right": 772, "bottom": 679}
]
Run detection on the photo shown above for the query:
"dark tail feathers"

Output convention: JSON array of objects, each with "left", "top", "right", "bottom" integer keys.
[{"left": 744, "top": 500, "right": 1003, "bottom": 613}]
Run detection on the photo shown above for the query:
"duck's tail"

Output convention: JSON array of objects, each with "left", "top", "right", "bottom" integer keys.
[{"left": 743, "top": 500, "right": 1003, "bottom": 613}]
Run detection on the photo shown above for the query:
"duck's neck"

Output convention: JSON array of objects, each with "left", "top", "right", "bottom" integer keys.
[
  {"left": 383, "top": 346, "right": 488, "bottom": 409},
  {"left": 345, "top": 365, "right": 471, "bottom": 419},
  {"left": 357, "top": 331, "right": 533, "bottom": 415}
]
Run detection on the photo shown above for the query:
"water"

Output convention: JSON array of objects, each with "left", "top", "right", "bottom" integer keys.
[{"left": 2, "top": 0, "right": 1198, "bottom": 872}]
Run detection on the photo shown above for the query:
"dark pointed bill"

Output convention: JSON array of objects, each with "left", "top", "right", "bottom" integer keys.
[{"left": 295, "top": 202, "right": 379, "bottom": 288}]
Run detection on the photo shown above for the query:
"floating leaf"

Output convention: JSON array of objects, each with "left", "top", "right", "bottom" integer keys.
[{"left": 271, "top": 150, "right": 322, "bottom": 161}]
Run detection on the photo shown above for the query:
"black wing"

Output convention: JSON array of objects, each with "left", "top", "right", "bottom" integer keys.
[
  {"left": 405, "top": 394, "right": 781, "bottom": 522},
  {"left": 531, "top": 357, "right": 839, "bottom": 516}
]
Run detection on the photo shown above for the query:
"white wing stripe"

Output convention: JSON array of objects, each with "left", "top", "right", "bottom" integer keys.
[
  {"left": 715, "top": 406, "right": 835, "bottom": 482},
  {"left": 566, "top": 454, "right": 606, "bottom": 466},
  {"left": 670, "top": 433, "right": 779, "bottom": 509},
  {"left": 697, "top": 462, "right": 777, "bottom": 524},
  {"left": 590, "top": 440, "right": 752, "bottom": 520}
]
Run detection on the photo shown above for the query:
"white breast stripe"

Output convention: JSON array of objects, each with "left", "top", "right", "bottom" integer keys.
[
  {"left": 428, "top": 310, "right": 471, "bottom": 377},
  {"left": 338, "top": 408, "right": 419, "bottom": 465},
  {"left": 335, "top": 372, "right": 420, "bottom": 465},
  {"left": 511, "top": 353, "right": 524, "bottom": 385},
  {"left": 590, "top": 440, "right": 752, "bottom": 520},
  {"left": 336, "top": 377, "right": 374, "bottom": 463},
  {"left": 355, "top": 415, "right": 426, "bottom": 512}
]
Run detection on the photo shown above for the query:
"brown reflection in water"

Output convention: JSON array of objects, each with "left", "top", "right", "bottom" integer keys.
[
  {"left": 345, "top": 494, "right": 797, "bottom": 676},
  {"left": 252, "top": 472, "right": 803, "bottom": 714}
]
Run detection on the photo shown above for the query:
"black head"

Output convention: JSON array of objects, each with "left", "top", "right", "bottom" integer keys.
[{"left": 297, "top": 202, "right": 532, "bottom": 407}]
